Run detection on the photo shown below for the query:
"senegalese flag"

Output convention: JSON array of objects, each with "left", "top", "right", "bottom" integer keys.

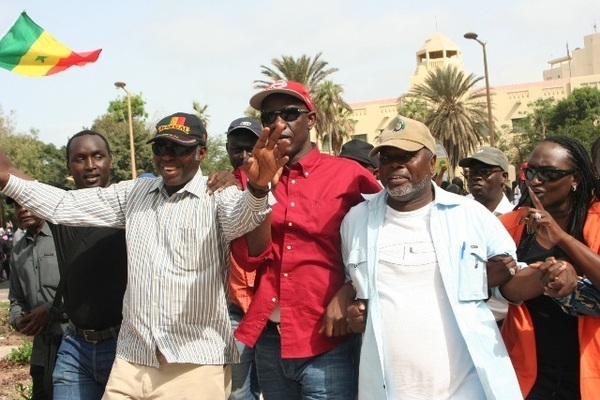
[{"left": 0, "top": 12, "right": 101, "bottom": 76}]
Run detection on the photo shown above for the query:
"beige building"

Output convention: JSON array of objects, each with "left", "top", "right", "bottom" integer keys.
[{"left": 346, "top": 31, "right": 600, "bottom": 161}]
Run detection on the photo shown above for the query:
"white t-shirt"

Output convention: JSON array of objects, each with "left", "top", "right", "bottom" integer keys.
[{"left": 377, "top": 204, "right": 484, "bottom": 399}]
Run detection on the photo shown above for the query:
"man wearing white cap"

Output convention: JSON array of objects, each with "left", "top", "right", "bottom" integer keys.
[{"left": 342, "top": 116, "right": 523, "bottom": 399}]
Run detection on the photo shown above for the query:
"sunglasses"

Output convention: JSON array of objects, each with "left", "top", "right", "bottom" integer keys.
[
  {"left": 462, "top": 167, "right": 504, "bottom": 179},
  {"left": 524, "top": 166, "right": 576, "bottom": 182},
  {"left": 260, "top": 107, "right": 310, "bottom": 125},
  {"left": 151, "top": 143, "right": 195, "bottom": 157}
]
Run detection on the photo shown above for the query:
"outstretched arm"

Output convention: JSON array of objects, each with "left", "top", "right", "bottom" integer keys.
[{"left": 0, "top": 149, "right": 33, "bottom": 187}]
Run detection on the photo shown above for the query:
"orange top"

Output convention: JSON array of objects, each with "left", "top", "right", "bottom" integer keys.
[
  {"left": 228, "top": 167, "right": 256, "bottom": 313},
  {"left": 228, "top": 250, "right": 256, "bottom": 313},
  {"left": 499, "top": 203, "right": 600, "bottom": 399}
]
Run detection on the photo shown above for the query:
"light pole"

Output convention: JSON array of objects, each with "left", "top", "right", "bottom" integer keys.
[
  {"left": 464, "top": 32, "right": 495, "bottom": 147},
  {"left": 114, "top": 81, "right": 137, "bottom": 178}
]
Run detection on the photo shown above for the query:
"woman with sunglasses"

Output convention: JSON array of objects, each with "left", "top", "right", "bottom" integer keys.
[{"left": 498, "top": 136, "right": 600, "bottom": 400}]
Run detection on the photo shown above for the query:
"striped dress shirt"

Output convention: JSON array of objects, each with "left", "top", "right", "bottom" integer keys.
[{"left": 2, "top": 170, "right": 271, "bottom": 367}]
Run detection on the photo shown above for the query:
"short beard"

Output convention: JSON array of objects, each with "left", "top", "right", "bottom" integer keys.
[{"left": 386, "top": 178, "right": 428, "bottom": 202}]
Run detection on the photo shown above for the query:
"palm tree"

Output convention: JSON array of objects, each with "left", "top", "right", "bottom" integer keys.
[
  {"left": 192, "top": 101, "right": 210, "bottom": 129},
  {"left": 255, "top": 52, "right": 338, "bottom": 93},
  {"left": 313, "top": 80, "right": 353, "bottom": 153},
  {"left": 407, "top": 65, "right": 488, "bottom": 169},
  {"left": 397, "top": 96, "right": 430, "bottom": 122}
]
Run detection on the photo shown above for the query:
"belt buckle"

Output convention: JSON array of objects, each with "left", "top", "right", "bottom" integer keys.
[{"left": 82, "top": 329, "right": 98, "bottom": 344}]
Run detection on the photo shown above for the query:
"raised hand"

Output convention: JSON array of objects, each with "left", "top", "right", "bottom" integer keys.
[
  {"left": 519, "top": 187, "right": 568, "bottom": 245},
  {"left": 243, "top": 122, "right": 290, "bottom": 189}
]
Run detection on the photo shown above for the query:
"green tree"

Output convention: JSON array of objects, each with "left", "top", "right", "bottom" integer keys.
[
  {"left": 90, "top": 93, "right": 154, "bottom": 181},
  {"left": 192, "top": 101, "right": 210, "bottom": 129},
  {"left": 244, "top": 107, "right": 261, "bottom": 121},
  {"left": 547, "top": 87, "right": 600, "bottom": 149},
  {"left": 255, "top": 52, "right": 338, "bottom": 93},
  {"left": 396, "top": 96, "right": 430, "bottom": 122},
  {"left": 500, "top": 98, "right": 556, "bottom": 166},
  {"left": 202, "top": 135, "right": 232, "bottom": 174},
  {"left": 0, "top": 106, "right": 17, "bottom": 137},
  {"left": 108, "top": 94, "right": 148, "bottom": 121},
  {"left": 313, "top": 80, "right": 354, "bottom": 153},
  {"left": 0, "top": 130, "right": 67, "bottom": 226},
  {"left": 407, "top": 65, "right": 488, "bottom": 169}
]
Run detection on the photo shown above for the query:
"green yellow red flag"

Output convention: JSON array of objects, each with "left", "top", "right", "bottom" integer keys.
[{"left": 0, "top": 12, "right": 101, "bottom": 76}]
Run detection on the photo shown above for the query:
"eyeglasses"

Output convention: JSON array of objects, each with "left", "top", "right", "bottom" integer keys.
[
  {"left": 524, "top": 166, "right": 576, "bottom": 182},
  {"left": 462, "top": 167, "right": 503, "bottom": 179},
  {"left": 260, "top": 107, "right": 310, "bottom": 125},
  {"left": 151, "top": 143, "right": 195, "bottom": 157}
]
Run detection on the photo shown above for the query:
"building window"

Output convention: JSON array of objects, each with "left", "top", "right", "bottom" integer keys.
[{"left": 353, "top": 134, "right": 368, "bottom": 142}]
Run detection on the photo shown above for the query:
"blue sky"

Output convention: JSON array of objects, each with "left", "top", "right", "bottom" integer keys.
[{"left": 0, "top": 0, "right": 598, "bottom": 146}]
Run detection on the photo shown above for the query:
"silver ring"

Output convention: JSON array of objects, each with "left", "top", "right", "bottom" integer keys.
[{"left": 532, "top": 212, "right": 542, "bottom": 220}]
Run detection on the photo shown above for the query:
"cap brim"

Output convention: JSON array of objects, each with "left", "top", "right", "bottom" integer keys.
[
  {"left": 458, "top": 155, "right": 503, "bottom": 170},
  {"left": 340, "top": 154, "right": 374, "bottom": 167},
  {"left": 227, "top": 126, "right": 261, "bottom": 138},
  {"left": 250, "top": 89, "right": 313, "bottom": 111},
  {"left": 369, "top": 140, "right": 425, "bottom": 157},
  {"left": 147, "top": 132, "right": 201, "bottom": 146}
]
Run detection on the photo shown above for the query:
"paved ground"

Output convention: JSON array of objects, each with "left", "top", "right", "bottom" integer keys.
[{"left": 0, "top": 278, "right": 8, "bottom": 302}]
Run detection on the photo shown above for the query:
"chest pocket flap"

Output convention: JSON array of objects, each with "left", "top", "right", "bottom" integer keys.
[{"left": 458, "top": 244, "right": 488, "bottom": 301}]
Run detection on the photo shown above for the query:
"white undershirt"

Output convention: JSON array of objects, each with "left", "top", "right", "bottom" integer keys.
[{"left": 377, "top": 204, "right": 484, "bottom": 399}]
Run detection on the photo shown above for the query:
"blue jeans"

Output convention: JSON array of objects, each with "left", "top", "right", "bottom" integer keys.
[
  {"left": 254, "top": 328, "right": 359, "bottom": 400},
  {"left": 229, "top": 303, "right": 261, "bottom": 400},
  {"left": 52, "top": 328, "right": 117, "bottom": 400}
]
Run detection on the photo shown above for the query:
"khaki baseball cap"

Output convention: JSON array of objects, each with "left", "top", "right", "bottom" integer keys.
[{"left": 369, "top": 116, "right": 436, "bottom": 156}]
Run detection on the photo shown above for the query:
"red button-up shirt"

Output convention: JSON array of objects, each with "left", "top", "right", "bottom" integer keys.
[{"left": 233, "top": 148, "right": 381, "bottom": 358}]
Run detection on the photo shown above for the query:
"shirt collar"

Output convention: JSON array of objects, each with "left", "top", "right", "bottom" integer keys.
[
  {"left": 24, "top": 222, "right": 52, "bottom": 241},
  {"left": 145, "top": 168, "right": 205, "bottom": 198},
  {"left": 364, "top": 182, "right": 461, "bottom": 210},
  {"left": 285, "top": 147, "right": 323, "bottom": 176}
]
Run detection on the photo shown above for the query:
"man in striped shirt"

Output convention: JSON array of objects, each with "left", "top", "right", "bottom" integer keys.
[{"left": 0, "top": 112, "right": 290, "bottom": 400}]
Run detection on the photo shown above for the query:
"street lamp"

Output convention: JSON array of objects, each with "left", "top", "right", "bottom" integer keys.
[
  {"left": 114, "top": 81, "right": 137, "bottom": 178},
  {"left": 464, "top": 32, "right": 495, "bottom": 147}
]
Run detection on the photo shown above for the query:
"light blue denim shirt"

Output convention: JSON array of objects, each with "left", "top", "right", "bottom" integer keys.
[{"left": 341, "top": 185, "right": 523, "bottom": 400}]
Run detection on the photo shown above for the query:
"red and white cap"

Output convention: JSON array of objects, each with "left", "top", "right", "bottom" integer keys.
[{"left": 249, "top": 80, "right": 315, "bottom": 111}]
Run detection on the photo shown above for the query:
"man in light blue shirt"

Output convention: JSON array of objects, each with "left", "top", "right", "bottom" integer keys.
[{"left": 341, "top": 116, "right": 523, "bottom": 400}]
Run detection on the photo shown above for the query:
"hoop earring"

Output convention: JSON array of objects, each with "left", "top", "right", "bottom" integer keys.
[{"left": 572, "top": 185, "right": 577, "bottom": 192}]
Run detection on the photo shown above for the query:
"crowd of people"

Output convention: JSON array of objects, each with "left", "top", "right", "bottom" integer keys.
[{"left": 0, "top": 79, "right": 599, "bottom": 400}]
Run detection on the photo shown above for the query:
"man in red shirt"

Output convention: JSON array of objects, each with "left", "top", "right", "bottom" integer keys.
[{"left": 233, "top": 80, "right": 381, "bottom": 399}]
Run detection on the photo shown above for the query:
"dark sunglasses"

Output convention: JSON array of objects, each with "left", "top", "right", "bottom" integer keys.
[
  {"left": 260, "top": 107, "right": 310, "bottom": 125},
  {"left": 151, "top": 143, "right": 195, "bottom": 157},
  {"left": 524, "top": 166, "right": 576, "bottom": 182},
  {"left": 462, "top": 167, "right": 504, "bottom": 179}
]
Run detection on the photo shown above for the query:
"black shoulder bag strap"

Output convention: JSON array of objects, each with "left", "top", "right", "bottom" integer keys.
[{"left": 49, "top": 227, "right": 91, "bottom": 322}]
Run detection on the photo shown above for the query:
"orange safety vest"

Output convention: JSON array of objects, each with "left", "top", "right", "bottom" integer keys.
[{"left": 499, "top": 203, "right": 600, "bottom": 399}]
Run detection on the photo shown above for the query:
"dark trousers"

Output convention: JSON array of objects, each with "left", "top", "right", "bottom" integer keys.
[{"left": 30, "top": 364, "right": 49, "bottom": 400}]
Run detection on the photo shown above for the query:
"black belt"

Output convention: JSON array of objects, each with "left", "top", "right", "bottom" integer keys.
[
  {"left": 69, "top": 322, "right": 120, "bottom": 343},
  {"left": 265, "top": 320, "right": 280, "bottom": 334}
]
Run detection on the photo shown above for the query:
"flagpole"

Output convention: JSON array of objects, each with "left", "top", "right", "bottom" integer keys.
[{"left": 114, "top": 81, "right": 137, "bottom": 178}]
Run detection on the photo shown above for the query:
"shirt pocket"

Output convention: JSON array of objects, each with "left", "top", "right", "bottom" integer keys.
[
  {"left": 346, "top": 247, "right": 369, "bottom": 299},
  {"left": 41, "top": 254, "right": 60, "bottom": 290},
  {"left": 173, "top": 226, "right": 205, "bottom": 272},
  {"left": 458, "top": 244, "right": 488, "bottom": 301}
]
